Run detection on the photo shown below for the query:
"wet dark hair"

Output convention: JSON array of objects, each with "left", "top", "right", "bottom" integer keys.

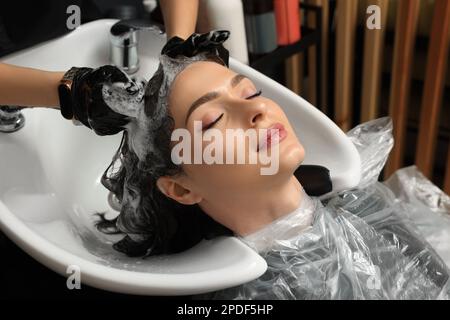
[{"left": 95, "top": 55, "right": 233, "bottom": 258}]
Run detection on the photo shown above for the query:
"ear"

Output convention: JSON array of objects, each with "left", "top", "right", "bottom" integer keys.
[{"left": 156, "top": 176, "right": 202, "bottom": 205}]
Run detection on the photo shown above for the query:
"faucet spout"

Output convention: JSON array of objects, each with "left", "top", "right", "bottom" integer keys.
[{"left": 109, "top": 19, "right": 164, "bottom": 74}]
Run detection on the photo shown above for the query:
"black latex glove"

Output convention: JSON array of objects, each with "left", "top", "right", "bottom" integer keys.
[
  {"left": 70, "top": 65, "right": 146, "bottom": 136},
  {"left": 161, "top": 30, "right": 230, "bottom": 66}
]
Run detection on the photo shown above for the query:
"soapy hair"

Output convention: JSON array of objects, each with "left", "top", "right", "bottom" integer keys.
[{"left": 96, "top": 53, "right": 233, "bottom": 257}]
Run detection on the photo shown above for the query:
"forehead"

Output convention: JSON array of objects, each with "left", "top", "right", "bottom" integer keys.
[
  {"left": 168, "top": 61, "right": 236, "bottom": 125},
  {"left": 171, "top": 61, "right": 234, "bottom": 93}
]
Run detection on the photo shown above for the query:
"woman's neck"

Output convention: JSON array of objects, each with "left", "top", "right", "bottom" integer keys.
[{"left": 206, "top": 175, "right": 303, "bottom": 236}]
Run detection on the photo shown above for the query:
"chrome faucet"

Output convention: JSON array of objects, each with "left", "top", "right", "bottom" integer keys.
[
  {"left": 109, "top": 19, "right": 164, "bottom": 74},
  {"left": 0, "top": 106, "right": 25, "bottom": 133}
]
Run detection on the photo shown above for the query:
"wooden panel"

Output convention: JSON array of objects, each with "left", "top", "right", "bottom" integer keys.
[
  {"left": 285, "top": 54, "right": 303, "bottom": 94},
  {"left": 361, "top": 0, "right": 389, "bottom": 122},
  {"left": 306, "top": 0, "right": 319, "bottom": 106},
  {"left": 285, "top": 4, "right": 304, "bottom": 95},
  {"left": 415, "top": 0, "right": 450, "bottom": 178},
  {"left": 384, "top": 0, "right": 420, "bottom": 178},
  {"left": 334, "top": 0, "right": 358, "bottom": 132},
  {"left": 305, "top": 0, "right": 330, "bottom": 112},
  {"left": 319, "top": 0, "right": 329, "bottom": 113}
]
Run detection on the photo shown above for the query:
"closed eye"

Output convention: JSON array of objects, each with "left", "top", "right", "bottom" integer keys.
[
  {"left": 203, "top": 113, "right": 224, "bottom": 131},
  {"left": 202, "top": 89, "right": 262, "bottom": 131},
  {"left": 246, "top": 90, "right": 262, "bottom": 100}
]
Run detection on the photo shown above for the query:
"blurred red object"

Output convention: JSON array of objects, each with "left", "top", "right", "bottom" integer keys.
[{"left": 274, "top": 0, "right": 301, "bottom": 45}]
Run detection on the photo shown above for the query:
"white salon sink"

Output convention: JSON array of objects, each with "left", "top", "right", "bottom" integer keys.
[
  {"left": 0, "top": 19, "right": 360, "bottom": 296},
  {"left": 0, "top": 19, "right": 267, "bottom": 296}
]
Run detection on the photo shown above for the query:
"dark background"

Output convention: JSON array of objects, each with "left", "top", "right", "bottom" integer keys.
[{"left": 0, "top": 0, "right": 160, "bottom": 58}]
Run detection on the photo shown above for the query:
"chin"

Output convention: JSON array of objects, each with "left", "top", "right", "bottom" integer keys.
[
  {"left": 281, "top": 142, "right": 305, "bottom": 173},
  {"left": 258, "top": 142, "right": 304, "bottom": 180}
]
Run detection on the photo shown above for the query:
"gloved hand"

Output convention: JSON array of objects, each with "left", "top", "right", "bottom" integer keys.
[
  {"left": 161, "top": 30, "right": 230, "bottom": 66},
  {"left": 69, "top": 65, "right": 146, "bottom": 136},
  {"left": 66, "top": 30, "right": 230, "bottom": 136}
]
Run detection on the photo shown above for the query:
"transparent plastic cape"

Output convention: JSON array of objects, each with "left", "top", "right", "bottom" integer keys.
[{"left": 194, "top": 117, "right": 450, "bottom": 300}]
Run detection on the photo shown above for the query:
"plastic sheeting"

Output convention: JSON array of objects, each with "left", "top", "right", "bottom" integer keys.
[
  {"left": 385, "top": 166, "right": 450, "bottom": 267},
  {"left": 195, "top": 117, "right": 450, "bottom": 300}
]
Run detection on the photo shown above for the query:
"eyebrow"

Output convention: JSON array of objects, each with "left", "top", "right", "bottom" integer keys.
[{"left": 184, "top": 74, "right": 248, "bottom": 125}]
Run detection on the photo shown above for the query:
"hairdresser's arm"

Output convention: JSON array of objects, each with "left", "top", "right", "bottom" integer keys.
[
  {"left": 160, "top": 0, "right": 199, "bottom": 39},
  {"left": 0, "top": 62, "right": 64, "bottom": 108}
]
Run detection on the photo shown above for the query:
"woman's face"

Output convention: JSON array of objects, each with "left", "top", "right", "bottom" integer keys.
[{"left": 160, "top": 61, "right": 305, "bottom": 229}]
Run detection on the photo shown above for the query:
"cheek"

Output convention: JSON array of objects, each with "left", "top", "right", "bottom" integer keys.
[
  {"left": 271, "top": 105, "right": 290, "bottom": 123},
  {"left": 182, "top": 163, "right": 229, "bottom": 194},
  {"left": 279, "top": 137, "right": 305, "bottom": 173},
  {"left": 270, "top": 105, "right": 299, "bottom": 141}
]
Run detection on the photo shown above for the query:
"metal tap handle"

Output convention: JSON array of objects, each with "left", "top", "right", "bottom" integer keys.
[
  {"left": 109, "top": 19, "right": 165, "bottom": 74},
  {"left": 110, "top": 19, "right": 165, "bottom": 38}
]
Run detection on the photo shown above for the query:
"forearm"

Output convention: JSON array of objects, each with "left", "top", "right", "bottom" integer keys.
[
  {"left": 0, "top": 63, "right": 64, "bottom": 108},
  {"left": 160, "top": 0, "right": 199, "bottom": 39}
]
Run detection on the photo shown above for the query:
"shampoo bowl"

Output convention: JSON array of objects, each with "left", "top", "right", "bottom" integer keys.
[{"left": 0, "top": 19, "right": 360, "bottom": 295}]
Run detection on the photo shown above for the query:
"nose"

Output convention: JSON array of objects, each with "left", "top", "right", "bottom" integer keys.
[{"left": 230, "top": 97, "right": 268, "bottom": 128}]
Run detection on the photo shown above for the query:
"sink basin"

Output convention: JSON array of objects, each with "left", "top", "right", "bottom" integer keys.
[
  {"left": 0, "top": 19, "right": 267, "bottom": 296},
  {"left": 0, "top": 19, "right": 360, "bottom": 296}
]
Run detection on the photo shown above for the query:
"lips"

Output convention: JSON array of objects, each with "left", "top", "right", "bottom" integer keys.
[{"left": 257, "top": 123, "right": 287, "bottom": 152}]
